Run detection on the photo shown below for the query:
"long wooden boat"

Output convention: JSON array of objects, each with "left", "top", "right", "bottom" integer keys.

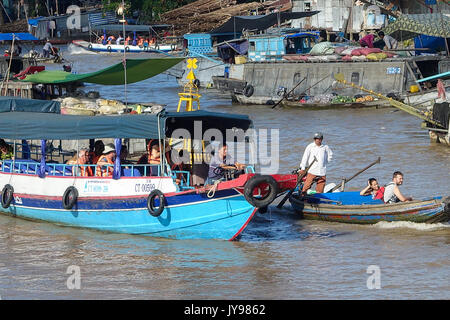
[
  {"left": 280, "top": 99, "right": 392, "bottom": 109},
  {"left": 0, "top": 99, "right": 296, "bottom": 240},
  {"left": 289, "top": 191, "right": 450, "bottom": 224}
]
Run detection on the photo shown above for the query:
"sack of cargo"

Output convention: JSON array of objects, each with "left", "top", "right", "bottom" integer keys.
[
  {"left": 366, "top": 52, "right": 388, "bottom": 61},
  {"left": 351, "top": 55, "right": 367, "bottom": 61},
  {"left": 342, "top": 55, "right": 352, "bottom": 61},
  {"left": 360, "top": 48, "right": 382, "bottom": 56},
  {"left": 351, "top": 48, "right": 363, "bottom": 56},
  {"left": 309, "top": 42, "right": 335, "bottom": 55},
  {"left": 341, "top": 46, "right": 360, "bottom": 56},
  {"left": 334, "top": 46, "right": 348, "bottom": 55}
]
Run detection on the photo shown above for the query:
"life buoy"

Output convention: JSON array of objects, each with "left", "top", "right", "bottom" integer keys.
[
  {"left": 125, "top": 46, "right": 130, "bottom": 52},
  {"left": 107, "top": 46, "right": 112, "bottom": 52},
  {"left": 88, "top": 43, "right": 93, "bottom": 50},
  {"left": 62, "top": 186, "right": 78, "bottom": 210},
  {"left": 193, "top": 79, "right": 200, "bottom": 88},
  {"left": 244, "top": 175, "right": 279, "bottom": 208},
  {"left": 1, "top": 184, "right": 14, "bottom": 209},
  {"left": 243, "top": 84, "right": 254, "bottom": 97},
  {"left": 147, "top": 189, "right": 165, "bottom": 217}
]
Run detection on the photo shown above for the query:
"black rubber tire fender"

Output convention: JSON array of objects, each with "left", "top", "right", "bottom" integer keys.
[
  {"left": 125, "top": 46, "right": 130, "bottom": 52},
  {"left": 107, "top": 46, "right": 112, "bottom": 52},
  {"left": 243, "top": 84, "right": 254, "bottom": 97},
  {"left": 147, "top": 189, "right": 165, "bottom": 217},
  {"left": 244, "top": 175, "right": 279, "bottom": 208},
  {"left": 87, "top": 43, "right": 93, "bottom": 50},
  {"left": 1, "top": 184, "right": 14, "bottom": 209},
  {"left": 62, "top": 186, "right": 78, "bottom": 210}
]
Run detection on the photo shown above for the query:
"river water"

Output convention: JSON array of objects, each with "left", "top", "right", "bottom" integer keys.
[{"left": 0, "top": 46, "right": 449, "bottom": 300}]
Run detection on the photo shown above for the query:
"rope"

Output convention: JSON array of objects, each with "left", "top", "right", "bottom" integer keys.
[{"left": 207, "top": 179, "right": 221, "bottom": 198}]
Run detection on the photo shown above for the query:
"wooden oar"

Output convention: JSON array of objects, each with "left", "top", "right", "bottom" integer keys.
[
  {"left": 276, "top": 156, "right": 317, "bottom": 209},
  {"left": 271, "top": 77, "right": 306, "bottom": 109},
  {"left": 328, "top": 157, "right": 381, "bottom": 193}
]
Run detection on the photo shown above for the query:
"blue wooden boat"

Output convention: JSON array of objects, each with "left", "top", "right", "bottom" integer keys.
[
  {"left": 0, "top": 99, "right": 294, "bottom": 240},
  {"left": 289, "top": 191, "right": 450, "bottom": 224}
]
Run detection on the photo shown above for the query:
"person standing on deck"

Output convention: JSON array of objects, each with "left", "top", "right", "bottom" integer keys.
[
  {"left": 298, "top": 132, "right": 333, "bottom": 195},
  {"left": 43, "top": 39, "right": 53, "bottom": 58}
]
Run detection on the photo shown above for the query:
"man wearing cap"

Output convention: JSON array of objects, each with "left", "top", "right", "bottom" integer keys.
[
  {"left": 96, "top": 143, "right": 116, "bottom": 177},
  {"left": 298, "top": 132, "right": 333, "bottom": 195}
]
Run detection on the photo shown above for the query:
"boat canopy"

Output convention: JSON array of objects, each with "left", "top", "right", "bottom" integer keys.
[
  {"left": 0, "top": 97, "right": 60, "bottom": 113},
  {"left": 21, "top": 58, "right": 184, "bottom": 85},
  {"left": 211, "top": 11, "right": 320, "bottom": 35},
  {"left": 0, "top": 108, "right": 252, "bottom": 140},
  {"left": 0, "top": 33, "right": 39, "bottom": 41},
  {"left": 383, "top": 14, "right": 450, "bottom": 40}
]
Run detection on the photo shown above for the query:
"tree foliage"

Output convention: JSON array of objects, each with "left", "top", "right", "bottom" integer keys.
[{"left": 101, "top": 0, "right": 196, "bottom": 21}]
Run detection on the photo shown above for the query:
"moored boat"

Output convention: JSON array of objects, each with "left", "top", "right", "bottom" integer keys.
[
  {"left": 0, "top": 101, "right": 296, "bottom": 240},
  {"left": 289, "top": 191, "right": 450, "bottom": 224}
]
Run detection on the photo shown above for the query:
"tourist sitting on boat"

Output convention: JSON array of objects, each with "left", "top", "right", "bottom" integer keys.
[
  {"left": 206, "top": 143, "right": 246, "bottom": 185},
  {"left": 359, "top": 33, "right": 375, "bottom": 48},
  {"left": 3, "top": 49, "right": 10, "bottom": 57},
  {"left": 67, "top": 148, "right": 93, "bottom": 177},
  {"left": 96, "top": 143, "right": 116, "bottom": 177},
  {"left": 120, "top": 145, "right": 133, "bottom": 167},
  {"left": 98, "top": 35, "right": 105, "bottom": 44},
  {"left": 90, "top": 140, "right": 105, "bottom": 165},
  {"left": 126, "top": 36, "right": 132, "bottom": 45},
  {"left": 116, "top": 35, "right": 124, "bottom": 45},
  {"left": 360, "top": 178, "right": 385, "bottom": 200},
  {"left": 298, "top": 132, "right": 333, "bottom": 195},
  {"left": 137, "top": 139, "right": 163, "bottom": 176},
  {"left": 0, "top": 139, "right": 14, "bottom": 160},
  {"left": 107, "top": 35, "right": 116, "bottom": 44},
  {"left": 383, "top": 171, "right": 413, "bottom": 204},
  {"left": 43, "top": 39, "right": 53, "bottom": 58}
]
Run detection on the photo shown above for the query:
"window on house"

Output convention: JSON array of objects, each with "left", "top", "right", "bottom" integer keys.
[
  {"left": 304, "top": 2, "right": 311, "bottom": 12},
  {"left": 351, "top": 72, "right": 360, "bottom": 84}
]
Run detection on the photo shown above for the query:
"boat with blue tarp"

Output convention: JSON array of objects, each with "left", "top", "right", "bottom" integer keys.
[
  {"left": 0, "top": 98, "right": 296, "bottom": 240},
  {"left": 289, "top": 191, "right": 450, "bottom": 224}
]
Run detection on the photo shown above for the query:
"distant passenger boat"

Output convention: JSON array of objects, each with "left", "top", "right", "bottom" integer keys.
[
  {"left": 289, "top": 191, "right": 450, "bottom": 224},
  {"left": 72, "top": 40, "right": 176, "bottom": 53}
]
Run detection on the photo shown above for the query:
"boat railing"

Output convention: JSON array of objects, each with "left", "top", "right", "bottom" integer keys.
[{"left": 0, "top": 160, "right": 161, "bottom": 177}]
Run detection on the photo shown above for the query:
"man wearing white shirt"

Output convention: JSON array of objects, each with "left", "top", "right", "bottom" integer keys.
[{"left": 298, "top": 132, "right": 333, "bottom": 195}]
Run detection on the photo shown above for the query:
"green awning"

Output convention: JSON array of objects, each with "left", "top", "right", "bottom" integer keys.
[
  {"left": 22, "top": 57, "right": 184, "bottom": 85},
  {"left": 383, "top": 14, "right": 450, "bottom": 41}
]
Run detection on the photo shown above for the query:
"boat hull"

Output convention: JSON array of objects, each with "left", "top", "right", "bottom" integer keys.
[
  {"left": 289, "top": 192, "right": 449, "bottom": 224},
  {"left": 1, "top": 188, "right": 256, "bottom": 240}
]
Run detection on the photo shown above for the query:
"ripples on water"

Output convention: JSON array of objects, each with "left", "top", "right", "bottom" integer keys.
[{"left": 0, "top": 45, "right": 448, "bottom": 299}]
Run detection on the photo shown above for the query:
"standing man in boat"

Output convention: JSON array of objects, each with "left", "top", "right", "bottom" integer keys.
[
  {"left": 298, "top": 132, "right": 333, "bottom": 195},
  {"left": 384, "top": 171, "right": 413, "bottom": 203},
  {"left": 43, "top": 39, "right": 53, "bottom": 58}
]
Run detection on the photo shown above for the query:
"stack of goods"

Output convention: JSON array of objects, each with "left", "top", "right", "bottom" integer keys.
[
  {"left": 284, "top": 44, "right": 397, "bottom": 62},
  {"left": 338, "top": 47, "right": 397, "bottom": 61}
]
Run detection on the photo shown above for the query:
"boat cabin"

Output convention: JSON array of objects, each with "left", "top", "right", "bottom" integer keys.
[{"left": 247, "top": 32, "right": 319, "bottom": 61}]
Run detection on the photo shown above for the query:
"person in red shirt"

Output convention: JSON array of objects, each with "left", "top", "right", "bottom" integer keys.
[{"left": 360, "top": 178, "right": 384, "bottom": 200}]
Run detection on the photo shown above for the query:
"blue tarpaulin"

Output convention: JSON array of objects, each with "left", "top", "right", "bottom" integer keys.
[{"left": 0, "top": 33, "right": 39, "bottom": 41}]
